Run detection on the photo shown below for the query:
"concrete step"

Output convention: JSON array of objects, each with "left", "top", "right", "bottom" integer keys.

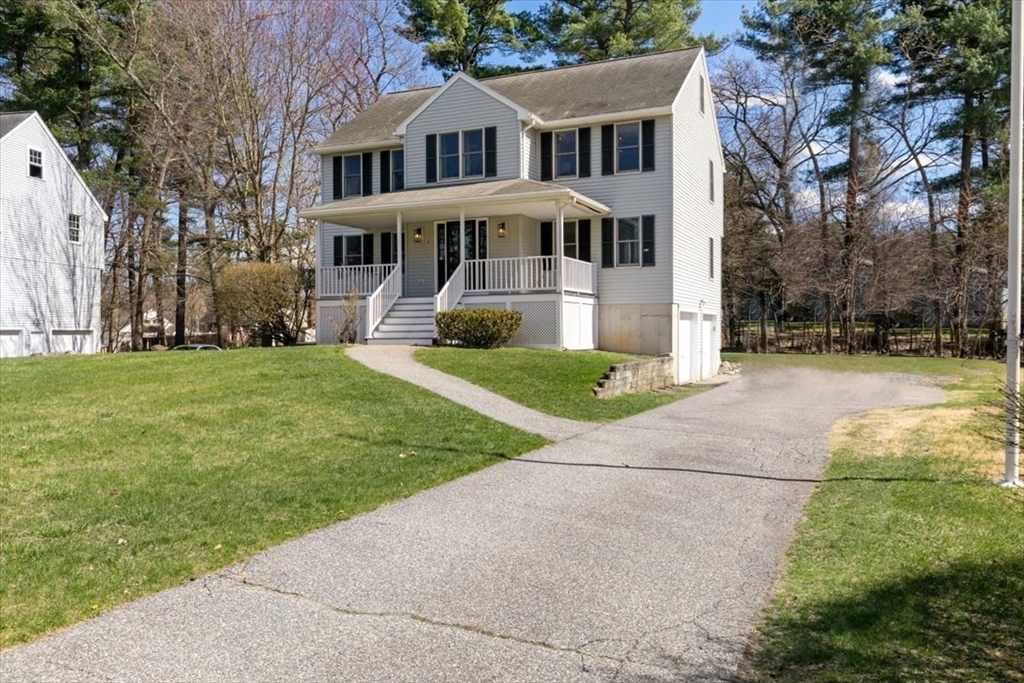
[
  {"left": 397, "top": 297, "right": 433, "bottom": 304},
  {"left": 388, "top": 309, "right": 436, "bottom": 318},
  {"left": 366, "top": 337, "right": 434, "bottom": 346},
  {"left": 377, "top": 322, "right": 435, "bottom": 333},
  {"left": 390, "top": 304, "right": 434, "bottom": 313}
]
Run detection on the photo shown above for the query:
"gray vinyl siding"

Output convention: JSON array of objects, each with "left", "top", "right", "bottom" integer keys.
[
  {"left": 404, "top": 220, "right": 435, "bottom": 297},
  {"left": 322, "top": 223, "right": 365, "bottom": 266},
  {"left": 404, "top": 78, "right": 520, "bottom": 188},
  {"left": 670, "top": 56, "right": 724, "bottom": 313},
  {"left": 321, "top": 147, "right": 401, "bottom": 204},
  {"left": 555, "top": 115, "right": 674, "bottom": 305},
  {"left": 0, "top": 116, "right": 104, "bottom": 355}
]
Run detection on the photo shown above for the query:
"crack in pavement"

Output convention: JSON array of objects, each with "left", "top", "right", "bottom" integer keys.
[{"left": 225, "top": 572, "right": 629, "bottom": 668}]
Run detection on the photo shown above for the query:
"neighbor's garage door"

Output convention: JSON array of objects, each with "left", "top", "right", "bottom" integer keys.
[
  {"left": 51, "top": 329, "right": 94, "bottom": 354},
  {"left": 0, "top": 330, "right": 22, "bottom": 358}
]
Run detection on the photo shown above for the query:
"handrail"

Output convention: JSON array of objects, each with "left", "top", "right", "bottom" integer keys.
[
  {"left": 365, "top": 265, "right": 401, "bottom": 339},
  {"left": 318, "top": 264, "right": 393, "bottom": 297},
  {"left": 434, "top": 262, "right": 466, "bottom": 314}
]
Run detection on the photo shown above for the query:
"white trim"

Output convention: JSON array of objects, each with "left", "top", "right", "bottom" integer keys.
[
  {"left": 395, "top": 72, "right": 533, "bottom": 135},
  {"left": 315, "top": 139, "right": 402, "bottom": 155},
  {"left": 615, "top": 216, "right": 642, "bottom": 268},
  {"left": 434, "top": 215, "right": 489, "bottom": 293},
  {"left": 68, "top": 213, "right": 82, "bottom": 243},
  {"left": 434, "top": 128, "right": 485, "bottom": 182},
  {"left": 300, "top": 187, "right": 610, "bottom": 220},
  {"left": 615, "top": 121, "right": 643, "bottom": 174},
  {"left": 537, "top": 106, "right": 672, "bottom": 131},
  {"left": 342, "top": 153, "right": 363, "bottom": 198}
]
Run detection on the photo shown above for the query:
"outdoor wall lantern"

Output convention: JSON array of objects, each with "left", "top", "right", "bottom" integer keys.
[
  {"left": 497, "top": 222, "right": 507, "bottom": 238},
  {"left": 414, "top": 227, "right": 423, "bottom": 243}
]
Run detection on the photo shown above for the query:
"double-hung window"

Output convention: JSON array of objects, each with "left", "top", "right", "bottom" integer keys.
[
  {"left": 462, "top": 129, "right": 483, "bottom": 177},
  {"left": 555, "top": 130, "right": 577, "bottom": 178},
  {"left": 344, "top": 235, "right": 363, "bottom": 266},
  {"left": 616, "top": 217, "right": 640, "bottom": 266},
  {"left": 28, "top": 148, "right": 43, "bottom": 179},
  {"left": 439, "top": 132, "right": 460, "bottom": 180},
  {"left": 391, "top": 150, "right": 404, "bottom": 191},
  {"left": 616, "top": 123, "right": 641, "bottom": 173},
  {"left": 343, "top": 154, "right": 361, "bottom": 197},
  {"left": 68, "top": 214, "right": 81, "bottom": 243},
  {"left": 563, "top": 220, "right": 578, "bottom": 260}
]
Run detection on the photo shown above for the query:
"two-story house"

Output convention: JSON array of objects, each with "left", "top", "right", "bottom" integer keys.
[
  {"left": 0, "top": 111, "right": 107, "bottom": 357},
  {"left": 300, "top": 48, "right": 723, "bottom": 382}
]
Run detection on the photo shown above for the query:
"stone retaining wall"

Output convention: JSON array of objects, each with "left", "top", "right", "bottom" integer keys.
[{"left": 593, "top": 354, "right": 674, "bottom": 398}]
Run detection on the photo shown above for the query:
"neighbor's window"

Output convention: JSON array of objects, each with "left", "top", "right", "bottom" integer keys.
[
  {"left": 439, "top": 132, "right": 460, "bottom": 179},
  {"left": 616, "top": 217, "right": 640, "bottom": 266},
  {"left": 391, "top": 149, "right": 405, "bottom": 191},
  {"left": 616, "top": 122, "right": 640, "bottom": 173},
  {"left": 555, "top": 129, "right": 577, "bottom": 178},
  {"left": 343, "top": 154, "right": 361, "bottom": 197},
  {"left": 344, "top": 235, "right": 363, "bottom": 266},
  {"left": 462, "top": 129, "right": 484, "bottom": 177},
  {"left": 68, "top": 214, "right": 81, "bottom": 243},
  {"left": 28, "top": 148, "right": 43, "bottom": 179},
  {"left": 563, "top": 220, "right": 578, "bottom": 260}
]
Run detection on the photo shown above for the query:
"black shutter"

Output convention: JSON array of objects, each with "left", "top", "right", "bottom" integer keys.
[
  {"left": 641, "top": 119, "right": 655, "bottom": 172},
  {"left": 540, "top": 221, "right": 553, "bottom": 256},
  {"left": 578, "top": 219, "right": 591, "bottom": 262},
  {"left": 484, "top": 126, "right": 497, "bottom": 177},
  {"left": 380, "top": 150, "right": 391, "bottom": 194},
  {"left": 578, "top": 127, "right": 591, "bottom": 178},
  {"left": 601, "top": 124, "right": 614, "bottom": 176},
  {"left": 426, "top": 134, "right": 437, "bottom": 183},
  {"left": 332, "top": 156, "right": 343, "bottom": 199},
  {"left": 380, "top": 232, "right": 392, "bottom": 264},
  {"left": 361, "top": 152, "right": 373, "bottom": 196},
  {"left": 540, "top": 131, "right": 552, "bottom": 181},
  {"left": 333, "top": 235, "right": 344, "bottom": 267},
  {"left": 641, "top": 215, "right": 655, "bottom": 266},
  {"left": 362, "top": 234, "right": 374, "bottom": 265},
  {"left": 601, "top": 218, "right": 614, "bottom": 267}
]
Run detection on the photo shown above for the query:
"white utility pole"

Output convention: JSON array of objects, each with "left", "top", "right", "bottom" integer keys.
[{"left": 1004, "top": 0, "right": 1023, "bottom": 488}]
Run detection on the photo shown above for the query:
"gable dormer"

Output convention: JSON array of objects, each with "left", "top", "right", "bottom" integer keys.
[{"left": 400, "top": 73, "right": 533, "bottom": 188}]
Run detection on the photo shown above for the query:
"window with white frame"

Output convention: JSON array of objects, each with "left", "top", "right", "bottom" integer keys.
[
  {"left": 392, "top": 149, "right": 405, "bottom": 190},
  {"left": 28, "top": 148, "right": 43, "bottom": 179},
  {"left": 616, "top": 122, "right": 640, "bottom": 173},
  {"left": 344, "top": 235, "right": 363, "bottom": 266},
  {"left": 343, "top": 154, "right": 361, "bottom": 197},
  {"left": 439, "top": 132, "right": 460, "bottom": 179},
  {"left": 462, "top": 129, "right": 484, "bottom": 177},
  {"left": 563, "top": 220, "right": 578, "bottom": 259},
  {"left": 555, "top": 130, "right": 577, "bottom": 178},
  {"left": 68, "top": 214, "right": 81, "bottom": 243},
  {"left": 616, "top": 217, "right": 640, "bottom": 266}
]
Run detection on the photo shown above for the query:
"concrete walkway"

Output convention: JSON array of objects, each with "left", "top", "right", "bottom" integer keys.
[
  {"left": 0, "top": 366, "right": 942, "bottom": 682},
  {"left": 348, "top": 344, "right": 594, "bottom": 441}
]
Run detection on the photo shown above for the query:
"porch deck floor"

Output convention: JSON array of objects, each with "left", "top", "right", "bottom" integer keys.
[{"left": 346, "top": 345, "right": 593, "bottom": 442}]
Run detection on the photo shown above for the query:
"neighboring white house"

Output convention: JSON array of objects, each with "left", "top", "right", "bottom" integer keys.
[
  {"left": 0, "top": 111, "right": 107, "bottom": 357},
  {"left": 299, "top": 48, "right": 723, "bottom": 382}
]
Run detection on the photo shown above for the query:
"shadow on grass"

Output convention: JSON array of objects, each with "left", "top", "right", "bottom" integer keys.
[{"left": 745, "top": 555, "right": 1024, "bottom": 683}]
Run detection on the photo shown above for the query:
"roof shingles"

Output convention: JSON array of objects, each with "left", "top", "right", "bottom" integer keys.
[{"left": 317, "top": 48, "right": 701, "bottom": 151}]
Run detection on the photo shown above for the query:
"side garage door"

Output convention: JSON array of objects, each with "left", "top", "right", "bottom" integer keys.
[
  {"left": 677, "top": 314, "right": 692, "bottom": 384},
  {"left": 51, "top": 329, "right": 95, "bottom": 354},
  {"left": 0, "top": 330, "right": 23, "bottom": 358}
]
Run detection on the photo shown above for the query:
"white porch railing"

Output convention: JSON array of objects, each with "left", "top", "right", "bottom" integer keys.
[
  {"left": 365, "top": 265, "right": 402, "bottom": 339},
  {"left": 319, "top": 264, "right": 394, "bottom": 297},
  {"left": 563, "top": 257, "right": 596, "bottom": 295},
  {"left": 461, "top": 256, "right": 595, "bottom": 295},
  {"left": 434, "top": 262, "right": 466, "bottom": 314}
]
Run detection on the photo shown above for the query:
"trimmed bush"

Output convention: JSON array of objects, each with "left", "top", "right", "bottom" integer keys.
[{"left": 435, "top": 309, "right": 523, "bottom": 349}]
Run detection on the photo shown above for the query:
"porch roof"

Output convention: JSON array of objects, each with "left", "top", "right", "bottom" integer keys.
[{"left": 298, "top": 178, "right": 609, "bottom": 230}]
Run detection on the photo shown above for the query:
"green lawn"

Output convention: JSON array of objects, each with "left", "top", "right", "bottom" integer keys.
[
  {"left": 731, "top": 353, "right": 1024, "bottom": 683},
  {"left": 415, "top": 347, "right": 705, "bottom": 422},
  {"left": 0, "top": 347, "right": 546, "bottom": 648}
]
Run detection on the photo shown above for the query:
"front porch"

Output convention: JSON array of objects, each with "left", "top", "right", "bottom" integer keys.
[{"left": 303, "top": 179, "right": 608, "bottom": 347}]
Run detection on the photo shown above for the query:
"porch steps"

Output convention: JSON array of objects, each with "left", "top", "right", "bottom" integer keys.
[{"left": 367, "top": 297, "right": 436, "bottom": 346}]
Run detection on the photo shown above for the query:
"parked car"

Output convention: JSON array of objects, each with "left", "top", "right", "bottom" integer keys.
[{"left": 170, "top": 344, "right": 222, "bottom": 351}]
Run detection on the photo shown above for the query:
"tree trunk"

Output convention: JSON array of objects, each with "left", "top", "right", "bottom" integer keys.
[
  {"left": 952, "top": 91, "right": 974, "bottom": 358},
  {"left": 175, "top": 196, "right": 188, "bottom": 347},
  {"left": 204, "top": 200, "right": 224, "bottom": 347}
]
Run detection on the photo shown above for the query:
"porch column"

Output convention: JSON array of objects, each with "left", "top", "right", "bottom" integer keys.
[
  {"left": 396, "top": 211, "right": 403, "bottom": 295},
  {"left": 556, "top": 202, "right": 565, "bottom": 349},
  {"left": 315, "top": 219, "right": 323, "bottom": 299},
  {"left": 459, "top": 206, "right": 466, "bottom": 264}
]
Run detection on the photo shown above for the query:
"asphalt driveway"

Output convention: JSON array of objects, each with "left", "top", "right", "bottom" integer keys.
[{"left": 0, "top": 368, "right": 941, "bottom": 682}]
